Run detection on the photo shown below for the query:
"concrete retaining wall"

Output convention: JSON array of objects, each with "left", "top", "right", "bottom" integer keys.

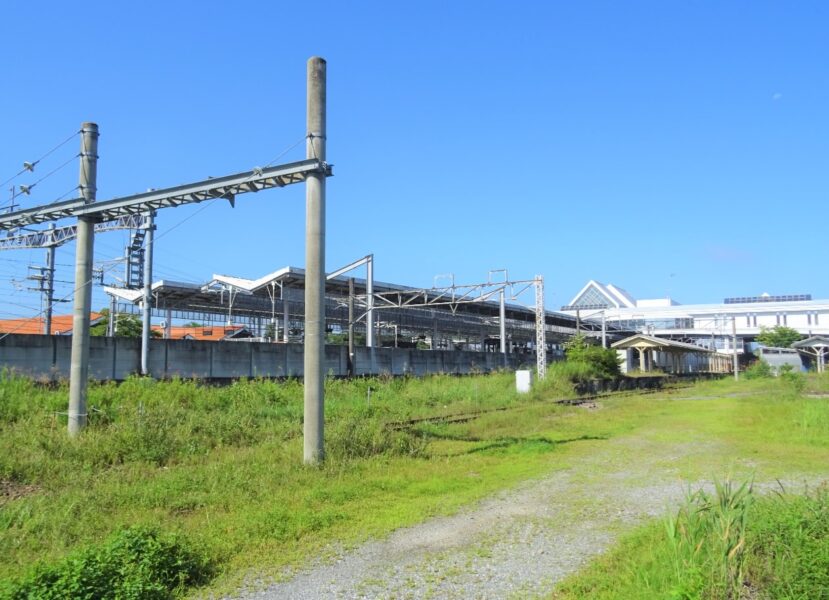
[
  {"left": 0, "top": 334, "right": 536, "bottom": 381},
  {"left": 574, "top": 373, "right": 723, "bottom": 395}
]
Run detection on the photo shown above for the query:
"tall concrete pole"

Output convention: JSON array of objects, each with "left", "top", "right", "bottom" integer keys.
[
  {"left": 732, "top": 316, "right": 739, "bottom": 381},
  {"left": 499, "top": 289, "right": 506, "bottom": 355},
  {"left": 601, "top": 312, "right": 607, "bottom": 348},
  {"left": 348, "top": 277, "right": 355, "bottom": 376},
  {"left": 141, "top": 211, "right": 155, "bottom": 375},
  {"left": 282, "top": 299, "right": 290, "bottom": 343},
  {"left": 107, "top": 294, "right": 116, "bottom": 337},
  {"left": 366, "top": 254, "right": 375, "bottom": 348},
  {"left": 43, "top": 224, "right": 56, "bottom": 335},
  {"left": 304, "top": 56, "right": 326, "bottom": 464},
  {"left": 68, "top": 122, "right": 98, "bottom": 436}
]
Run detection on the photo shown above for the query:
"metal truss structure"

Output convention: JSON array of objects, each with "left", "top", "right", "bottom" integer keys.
[
  {"left": 0, "top": 214, "right": 150, "bottom": 250},
  {"left": 0, "top": 159, "right": 330, "bottom": 231},
  {"left": 105, "top": 268, "right": 608, "bottom": 368},
  {"left": 350, "top": 275, "right": 550, "bottom": 377},
  {"left": 535, "top": 276, "right": 546, "bottom": 379}
]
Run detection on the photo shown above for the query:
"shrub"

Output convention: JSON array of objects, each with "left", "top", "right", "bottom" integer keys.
[
  {"left": 2, "top": 527, "right": 212, "bottom": 599},
  {"left": 744, "top": 360, "right": 772, "bottom": 379},
  {"left": 562, "top": 335, "right": 621, "bottom": 380},
  {"left": 780, "top": 366, "right": 806, "bottom": 393}
]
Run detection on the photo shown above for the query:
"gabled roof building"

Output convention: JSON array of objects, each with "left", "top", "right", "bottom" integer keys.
[{"left": 563, "top": 281, "right": 829, "bottom": 353}]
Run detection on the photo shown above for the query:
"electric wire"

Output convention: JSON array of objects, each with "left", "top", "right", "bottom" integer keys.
[
  {"left": 2, "top": 154, "right": 80, "bottom": 209},
  {"left": 50, "top": 184, "right": 81, "bottom": 204},
  {"left": 263, "top": 135, "right": 306, "bottom": 168},
  {"left": 0, "top": 266, "right": 102, "bottom": 341},
  {"left": 0, "top": 130, "right": 79, "bottom": 190},
  {"left": 1, "top": 131, "right": 312, "bottom": 338}
]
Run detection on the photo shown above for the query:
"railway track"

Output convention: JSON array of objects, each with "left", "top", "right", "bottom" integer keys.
[{"left": 387, "top": 382, "right": 696, "bottom": 430}]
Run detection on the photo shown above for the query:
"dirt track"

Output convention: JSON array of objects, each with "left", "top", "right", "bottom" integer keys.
[{"left": 231, "top": 432, "right": 774, "bottom": 599}]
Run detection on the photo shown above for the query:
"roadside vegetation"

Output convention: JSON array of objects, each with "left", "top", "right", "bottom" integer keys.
[
  {"left": 0, "top": 365, "right": 827, "bottom": 598},
  {"left": 554, "top": 480, "right": 829, "bottom": 599}
]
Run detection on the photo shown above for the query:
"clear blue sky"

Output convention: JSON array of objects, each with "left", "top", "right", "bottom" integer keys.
[{"left": 1, "top": 0, "right": 827, "bottom": 321}]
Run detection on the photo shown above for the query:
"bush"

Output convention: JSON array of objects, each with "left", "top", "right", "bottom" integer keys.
[
  {"left": 562, "top": 335, "right": 621, "bottom": 380},
  {"left": 744, "top": 360, "right": 772, "bottom": 379},
  {"left": 779, "top": 365, "right": 806, "bottom": 393},
  {"left": 3, "top": 527, "right": 212, "bottom": 599}
]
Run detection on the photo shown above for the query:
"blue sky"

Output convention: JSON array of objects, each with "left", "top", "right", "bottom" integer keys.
[{"left": 0, "top": 0, "right": 826, "bottom": 320}]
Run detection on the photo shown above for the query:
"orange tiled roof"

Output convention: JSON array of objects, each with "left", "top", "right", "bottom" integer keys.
[
  {"left": 0, "top": 312, "right": 103, "bottom": 335},
  {"left": 151, "top": 324, "right": 248, "bottom": 341}
]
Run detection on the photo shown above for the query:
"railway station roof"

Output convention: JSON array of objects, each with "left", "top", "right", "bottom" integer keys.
[{"left": 611, "top": 334, "right": 714, "bottom": 353}]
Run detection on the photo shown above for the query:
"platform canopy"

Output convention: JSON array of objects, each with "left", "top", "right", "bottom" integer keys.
[
  {"left": 792, "top": 335, "right": 829, "bottom": 350},
  {"left": 611, "top": 334, "right": 713, "bottom": 354},
  {"left": 792, "top": 336, "right": 829, "bottom": 373}
]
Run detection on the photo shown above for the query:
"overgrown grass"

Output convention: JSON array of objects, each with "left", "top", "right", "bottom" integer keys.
[
  {"left": 1, "top": 370, "right": 827, "bottom": 597},
  {"left": 0, "top": 370, "right": 565, "bottom": 595},
  {"left": 1, "top": 526, "right": 212, "bottom": 599},
  {"left": 553, "top": 481, "right": 829, "bottom": 599}
]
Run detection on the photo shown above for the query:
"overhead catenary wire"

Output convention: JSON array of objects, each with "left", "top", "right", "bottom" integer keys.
[
  {"left": 263, "top": 134, "right": 306, "bottom": 168},
  {"left": 1, "top": 131, "right": 315, "bottom": 338},
  {"left": 0, "top": 261, "right": 103, "bottom": 341},
  {"left": 2, "top": 153, "right": 81, "bottom": 208},
  {"left": 50, "top": 184, "right": 81, "bottom": 205},
  {"left": 0, "top": 129, "right": 80, "bottom": 190}
]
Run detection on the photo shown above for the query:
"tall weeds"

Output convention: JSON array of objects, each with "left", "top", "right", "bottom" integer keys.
[{"left": 664, "top": 478, "right": 754, "bottom": 599}]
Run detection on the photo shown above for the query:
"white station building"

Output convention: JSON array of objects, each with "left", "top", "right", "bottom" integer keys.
[{"left": 562, "top": 280, "right": 829, "bottom": 355}]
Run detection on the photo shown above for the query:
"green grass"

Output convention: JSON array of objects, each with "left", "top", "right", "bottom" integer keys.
[
  {"left": 553, "top": 482, "right": 829, "bottom": 600},
  {"left": 550, "top": 373, "right": 829, "bottom": 600},
  {"left": 1, "top": 370, "right": 828, "bottom": 597},
  {"left": 0, "top": 371, "right": 574, "bottom": 595}
]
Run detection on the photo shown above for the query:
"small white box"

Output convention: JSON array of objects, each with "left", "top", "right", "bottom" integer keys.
[{"left": 515, "top": 370, "right": 533, "bottom": 393}]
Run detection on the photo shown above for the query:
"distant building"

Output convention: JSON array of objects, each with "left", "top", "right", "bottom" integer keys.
[
  {"left": 562, "top": 280, "right": 829, "bottom": 353},
  {"left": 0, "top": 313, "right": 103, "bottom": 336},
  {"left": 151, "top": 324, "right": 254, "bottom": 341}
]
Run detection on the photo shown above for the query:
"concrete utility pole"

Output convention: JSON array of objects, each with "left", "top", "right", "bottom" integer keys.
[
  {"left": 732, "top": 316, "right": 739, "bottom": 381},
  {"left": 366, "top": 255, "right": 375, "bottom": 347},
  {"left": 304, "top": 56, "right": 326, "bottom": 464},
  {"left": 601, "top": 312, "right": 607, "bottom": 348},
  {"left": 141, "top": 211, "right": 156, "bottom": 375},
  {"left": 108, "top": 294, "right": 117, "bottom": 337},
  {"left": 348, "top": 277, "right": 355, "bottom": 376},
  {"left": 68, "top": 122, "right": 98, "bottom": 436},
  {"left": 43, "top": 224, "right": 56, "bottom": 335},
  {"left": 499, "top": 289, "right": 507, "bottom": 359}
]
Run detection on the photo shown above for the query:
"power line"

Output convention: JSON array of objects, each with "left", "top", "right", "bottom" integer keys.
[
  {"left": 3, "top": 153, "right": 80, "bottom": 208},
  {"left": 263, "top": 135, "right": 306, "bottom": 168},
  {"left": 0, "top": 259, "right": 101, "bottom": 341},
  {"left": 49, "top": 184, "right": 81, "bottom": 205},
  {"left": 0, "top": 130, "right": 79, "bottom": 190}
]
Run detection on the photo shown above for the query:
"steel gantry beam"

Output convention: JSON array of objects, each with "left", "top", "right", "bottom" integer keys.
[
  {"left": 358, "top": 279, "right": 538, "bottom": 312},
  {"left": 0, "top": 158, "right": 331, "bottom": 231},
  {"left": 0, "top": 214, "right": 151, "bottom": 250},
  {"left": 352, "top": 276, "right": 549, "bottom": 378},
  {"left": 326, "top": 254, "right": 375, "bottom": 347}
]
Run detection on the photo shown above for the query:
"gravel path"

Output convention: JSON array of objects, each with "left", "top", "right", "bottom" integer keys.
[{"left": 230, "top": 432, "right": 817, "bottom": 600}]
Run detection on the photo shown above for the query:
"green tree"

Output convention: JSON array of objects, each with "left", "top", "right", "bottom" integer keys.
[
  {"left": 755, "top": 325, "right": 803, "bottom": 349},
  {"left": 91, "top": 309, "right": 160, "bottom": 338},
  {"left": 563, "top": 333, "right": 622, "bottom": 378}
]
